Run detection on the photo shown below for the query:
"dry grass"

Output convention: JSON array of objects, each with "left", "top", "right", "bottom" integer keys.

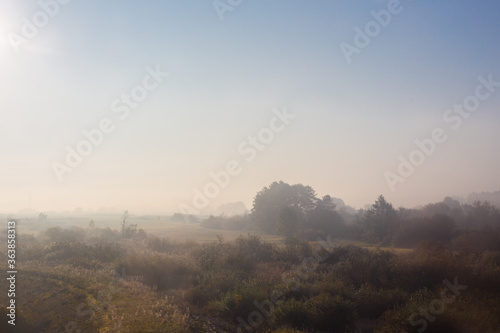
[{"left": 140, "top": 221, "right": 283, "bottom": 243}]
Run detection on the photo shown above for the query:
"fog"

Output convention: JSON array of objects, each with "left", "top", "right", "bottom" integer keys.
[
  {"left": 1, "top": 1, "right": 500, "bottom": 216},
  {"left": 1, "top": 1, "right": 500, "bottom": 332}
]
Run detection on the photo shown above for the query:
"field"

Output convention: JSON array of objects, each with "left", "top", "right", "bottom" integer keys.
[{"left": 2, "top": 215, "right": 500, "bottom": 332}]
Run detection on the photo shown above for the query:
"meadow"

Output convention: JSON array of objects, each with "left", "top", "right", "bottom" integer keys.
[{"left": 1, "top": 217, "right": 499, "bottom": 332}]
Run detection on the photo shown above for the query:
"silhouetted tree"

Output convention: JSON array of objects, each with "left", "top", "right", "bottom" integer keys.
[
  {"left": 251, "top": 181, "right": 316, "bottom": 234},
  {"left": 464, "top": 201, "right": 500, "bottom": 228},
  {"left": 362, "top": 195, "right": 398, "bottom": 243},
  {"left": 307, "top": 195, "right": 346, "bottom": 238}
]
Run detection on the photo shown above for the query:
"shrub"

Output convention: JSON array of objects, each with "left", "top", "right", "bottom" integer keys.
[
  {"left": 42, "top": 241, "right": 122, "bottom": 267},
  {"left": 451, "top": 228, "right": 500, "bottom": 254},
  {"left": 354, "top": 284, "right": 408, "bottom": 319},
  {"left": 209, "top": 285, "right": 269, "bottom": 319},
  {"left": 396, "top": 242, "right": 459, "bottom": 291},
  {"left": 271, "top": 299, "right": 310, "bottom": 330},
  {"left": 305, "top": 293, "right": 356, "bottom": 331},
  {"left": 146, "top": 236, "right": 176, "bottom": 253},
  {"left": 186, "top": 271, "right": 238, "bottom": 306},
  {"left": 326, "top": 246, "right": 397, "bottom": 288},
  {"left": 117, "top": 252, "right": 197, "bottom": 291}
]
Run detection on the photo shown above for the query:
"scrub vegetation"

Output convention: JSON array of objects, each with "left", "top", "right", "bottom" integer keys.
[{"left": 2, "top": 182, "right": 500, "bottom": 332}]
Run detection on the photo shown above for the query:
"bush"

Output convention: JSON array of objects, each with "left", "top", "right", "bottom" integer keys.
[
  {"left": 208, "top": 285, "right": 269, "bottom": 319},
  {"left": 146, "top": 236, "right": 176, "bottom": 253},
  {"left": 45, "top": 226, "right": 85, "bottom": 243},
  {"left": 396, "top": 242, "right": 459, "bottom": 291},
  {"left": 354, "top": 284, "right": 408, "bottom": 319},
  {"left": 271, "top": 299, "right": 310, "bottom": 330},
  {"left": 451, "top": 228, "right": 500, "bottom": 254},
  {"left": 305, "top": 293, "right": 356, "bottom": 331},
  {"left": 234, "top": 233, "right": 277, "bottom": 262},
  {"left": 187, "top": 271, "right": 238, "bottom": 307},
  {"left": 326, "top": 246, "right": 397, "bottom": 288},
  {"left": 117, "top": 252, "right": 197, "bottom": 291},
  {"left": 43, "top": 241, "right": 122, "bottom": 267}
]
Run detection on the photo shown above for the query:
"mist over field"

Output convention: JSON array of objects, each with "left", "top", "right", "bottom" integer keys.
[{"left": 1, "top": 0, "right": 500, "bottom": 332}]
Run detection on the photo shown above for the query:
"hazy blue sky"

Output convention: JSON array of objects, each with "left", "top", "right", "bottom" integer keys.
[{"left": 1, "top": 0, "right": 499, "bottom": 214}]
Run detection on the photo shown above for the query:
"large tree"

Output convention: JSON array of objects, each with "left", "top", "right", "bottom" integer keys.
[{"left": 251, "top": 181, "right": 317, "bottom": 234}]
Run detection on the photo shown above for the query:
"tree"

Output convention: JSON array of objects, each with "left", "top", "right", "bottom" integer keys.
[
  {"left": 278, "top": 206, "right": 301, "bottom": 239},
  {"left": 362, "top": 195, "right": 398, "bottom": 243},
  {"left": 464, "top": 201, "right": 500, "bottom": 229},
  {"left": 251, "top": 181, "right": 317, "bottom": 234},
  {"left": 307, "top": 195, "right": 346, "bottom": 238}
]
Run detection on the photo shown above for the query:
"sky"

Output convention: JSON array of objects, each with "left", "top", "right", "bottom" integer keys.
[{"left": 1, "top": 0, "right": 499, "bottom": 215}]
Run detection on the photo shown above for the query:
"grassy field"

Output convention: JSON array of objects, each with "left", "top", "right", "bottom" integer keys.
[
  {"left": 2, "top": 220, "right": 500, "bottom": 332},
  {"left": 139, "top": 221, "right": 283, "bottom": 243}
]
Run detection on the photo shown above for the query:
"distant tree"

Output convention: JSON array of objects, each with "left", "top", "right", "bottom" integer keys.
[
  {"left": 306, "top": 195, "right": 346, "bottom": 238},
  {"left": 393, "top": 214, "right": 455, "bottom": 248},
  {"left": 171, "top": 213, "right": 199, "bottom": 224},
  {"left": 38, "top": 212, "right": 47, "bottom": 221},
  {"left": 421, "top": 202, "right": 451, "bottom": 217},
  {"left": 202, "top": 215, "right": 225, "bottom": 229},
  {"left": 464, "top": 201, "right": 500, "bottom": 229},
  {"left": 443, "top": 196, "right": 462, "bottom": 210},
  {"left": 362, "top": 195, "right": 398, "bottom": 243},
  {"left": 251, "top": 181, "right": 316, "bottom": 234}
]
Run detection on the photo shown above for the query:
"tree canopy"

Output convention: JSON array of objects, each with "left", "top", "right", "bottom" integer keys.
[{"left": 251, "top": 181, "right": 346, "bottom": 237}]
